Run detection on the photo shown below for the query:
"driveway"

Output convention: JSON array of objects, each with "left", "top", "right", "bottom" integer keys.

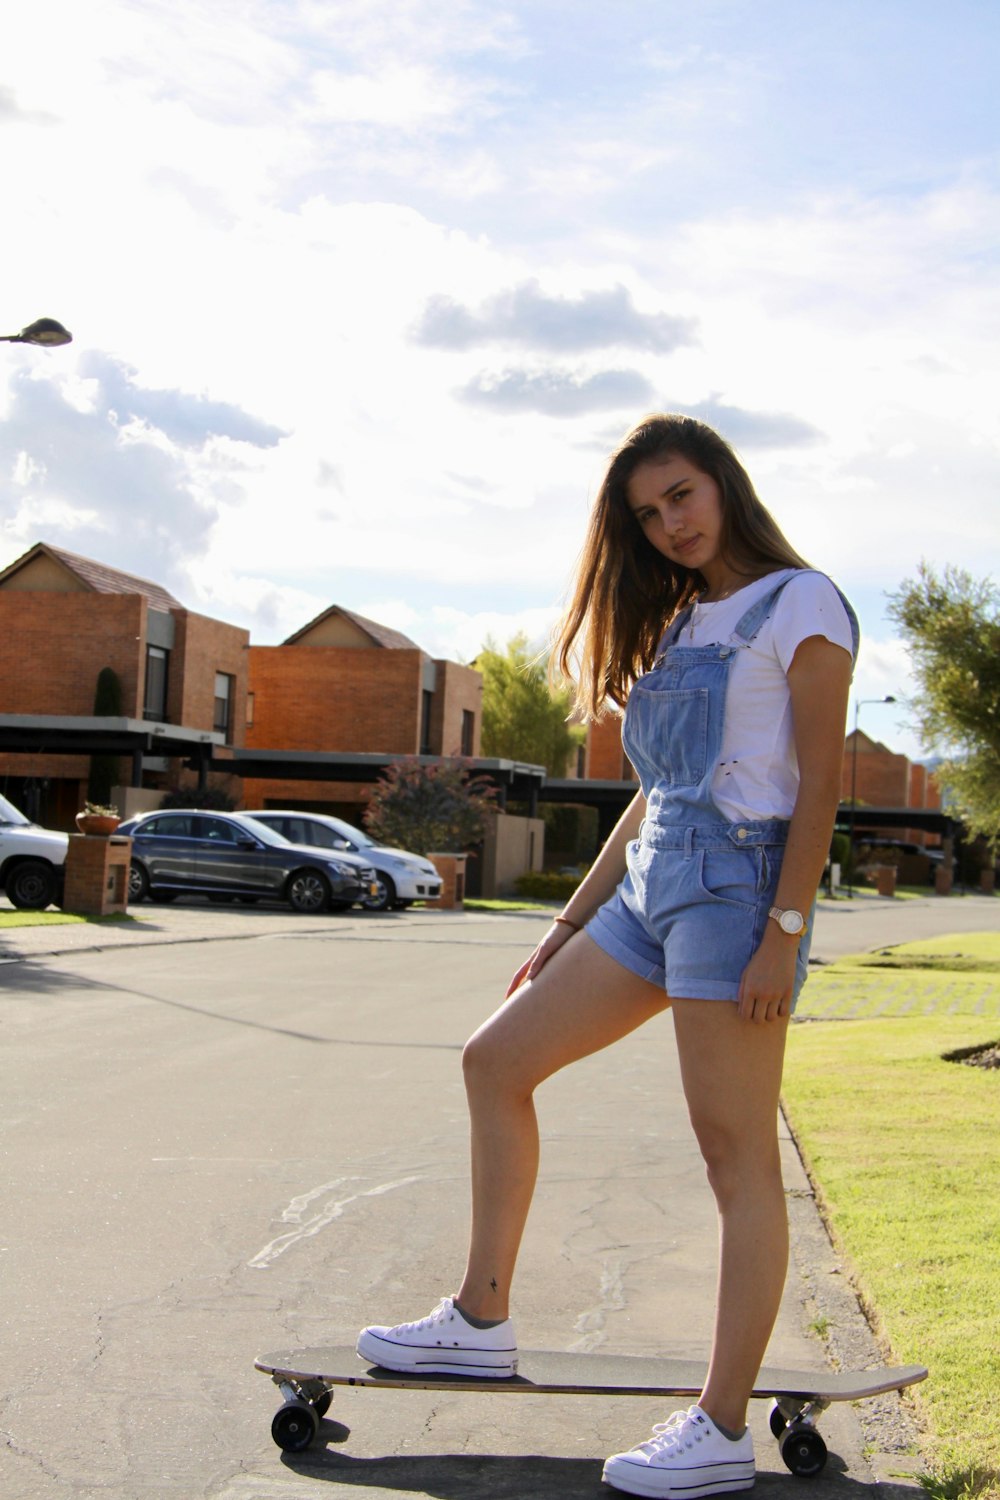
[{"left": 0, "top": 898, "right": 968, "bottom": 1498}]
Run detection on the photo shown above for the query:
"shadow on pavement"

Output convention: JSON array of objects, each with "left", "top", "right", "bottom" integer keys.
[
  {"left": 2, "top": 956, "right": 463, "bottom": 1049},
  {"left": 281, "top": 1441, "right": 920, "bottom": 1499}
]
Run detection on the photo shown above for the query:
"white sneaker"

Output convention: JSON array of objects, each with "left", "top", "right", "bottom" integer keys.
[
  {"left": 356, "top": 1296, "right": 518, "bottom": 1377},
  {"left": 602, "top": 1405, "right": 755, "bottom": 1498}
]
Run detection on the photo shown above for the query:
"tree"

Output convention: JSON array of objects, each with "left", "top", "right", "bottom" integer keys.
[
  {"left": 364, "top": 757, "right": 498, "bottom": 855},
  {"left": 478, "top": 634, "right": 583, "bottom": 776},
  {"left": 887, "top": 563, "right": 1000, "bottom": 843}
]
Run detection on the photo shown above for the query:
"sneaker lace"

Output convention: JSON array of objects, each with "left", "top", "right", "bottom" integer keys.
[
  {"left": 397, "top": 1297, "right": 454, "bottom": 1334},
  {"left": 636, "top": 1406, "right": 707, "bottom": 1457}
]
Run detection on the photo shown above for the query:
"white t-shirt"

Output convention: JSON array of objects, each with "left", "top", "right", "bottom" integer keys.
[{"left": 681, "top": 569, "right": 855, "bottom": 821}]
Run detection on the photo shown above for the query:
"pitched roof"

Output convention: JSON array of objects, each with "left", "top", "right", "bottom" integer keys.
[
  {"left": 283, "top": 604, "right": 420, "bottom": 650},
  {"left": 0, "top": 542, "right": 183, "bottom": 612}
]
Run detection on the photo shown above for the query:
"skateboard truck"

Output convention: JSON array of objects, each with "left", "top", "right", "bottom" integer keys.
[
  {"left": 269, "top": 1378, "right": 333, "bottom": 1453},
  {"left": 768, "top": 1396, "right": 831, "bottom": 1477}
]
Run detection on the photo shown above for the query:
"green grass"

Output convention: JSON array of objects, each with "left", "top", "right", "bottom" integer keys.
[
  {"left": 0, "top": 909, "right": 137, "bottom": 929},
  {"left": 463, "top": 897, "right": 554, "bottom": 913},
  {"left": 832, "top": 932, "right": 1000, "bottom": 975},
  {"left": 821, "top": 884, "right": 926, "bottom": 902},
  {"left": 783, "top": 931, "right": 1000, "bottom": 1496},
  {"left": 798, "top": 932, "right": 1000, "bottom": 1022}
]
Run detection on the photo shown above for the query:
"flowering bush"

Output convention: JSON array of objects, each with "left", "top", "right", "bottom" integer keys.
[{"left": 365, "top": 758, "right": 497, "bottom": 855}]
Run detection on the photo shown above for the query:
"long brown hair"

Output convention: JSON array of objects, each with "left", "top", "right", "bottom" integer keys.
[{"left": 555, "top": 413, "right": 809, "bottom": 717}]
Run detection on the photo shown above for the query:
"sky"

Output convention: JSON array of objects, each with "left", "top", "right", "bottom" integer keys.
[{"left": 2, "top": 0, "right": 998, "bottom": 761}]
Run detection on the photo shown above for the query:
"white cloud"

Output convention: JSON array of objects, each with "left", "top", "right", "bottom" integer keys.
[
  {"left": 306, "top": 62, "right": 488, "bottom": 130},
  {"left": 362, "top": 601, "right": 564, "bottom": 665},
  {"left": 1, "top": 0, "right": 998, "bottom": 777}
]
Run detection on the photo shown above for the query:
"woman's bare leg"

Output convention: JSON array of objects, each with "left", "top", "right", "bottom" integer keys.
[
  {"left": 671, "top": 998, "right": 790, "bottom": 1433},
  {"left": 456, "top": 932, "right": 669, "bottom": 1320}
]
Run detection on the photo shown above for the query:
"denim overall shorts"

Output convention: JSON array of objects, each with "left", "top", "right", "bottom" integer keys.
[{"left": 586, "top": 572, "right": 860, "bottom": 1005}]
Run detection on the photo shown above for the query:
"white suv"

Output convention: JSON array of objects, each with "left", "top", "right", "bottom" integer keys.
[
  {"left": 245, "top": 810, "right": 442, "bottom": 911},
  {"left": 0, "top": 793, "right": 69, "bottom": 909}
]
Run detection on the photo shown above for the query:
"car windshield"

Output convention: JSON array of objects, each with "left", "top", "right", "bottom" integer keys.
[
  {"left": 326, "top": 816, "right": 377, "bottom": 848},
  {"left": 0, "top": 793, "right": 31, "bottom": 826},
  {"left": 228, "top": 815, "right": 292, "bottom": 849}
]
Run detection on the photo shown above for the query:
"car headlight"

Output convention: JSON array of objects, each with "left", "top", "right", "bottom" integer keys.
[{"left": 327, "top": 860, "right": 357, "bottom": 878}]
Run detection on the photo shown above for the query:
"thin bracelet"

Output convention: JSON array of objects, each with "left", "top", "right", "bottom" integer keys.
[{"left": 553, "top": 914, "right": 581, "bottom": 932}]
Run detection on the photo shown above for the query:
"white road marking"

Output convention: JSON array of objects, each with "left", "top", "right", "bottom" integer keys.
[{"left": 248, "top": 1174, "right": 421, "bottom": 1269}]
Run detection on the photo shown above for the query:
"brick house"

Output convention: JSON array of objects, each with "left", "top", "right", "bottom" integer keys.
[
  {"left": 241, "top": 604, "right": 482, "bottom": 820},
  {"left": 842, "top": 729, "right": 941, "bottom": 845},
  {"left": 0, "top": 543, "right": 483, "bottom": 832},
  {"left": 0, "top": 542, "right": 249, "bottom": 825},
  {"left": 582, "top": 713, "right": 638, "bottom": 784}
]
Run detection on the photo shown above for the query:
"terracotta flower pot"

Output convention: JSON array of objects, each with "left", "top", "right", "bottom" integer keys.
[{"left": 75, "top": 813, "right": 120, "bottom": 837}]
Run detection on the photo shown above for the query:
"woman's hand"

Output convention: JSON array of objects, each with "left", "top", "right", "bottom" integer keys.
[
  {"left": 503, "top": 789, "right": 643, "bottom": 999},
  {"left": 737, "top": 925, "right": 798, "bottom": 1023},
  {"left": 505, "top": 919, "right": 578, "bottom": 997}
]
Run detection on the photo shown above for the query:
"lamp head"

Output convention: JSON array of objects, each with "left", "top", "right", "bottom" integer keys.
[
  {"left": 1, "top": 318, "right": 73, "bottom": 346},
  {"left": 19, "top": 318, "right": 73, "bottom": 346}
]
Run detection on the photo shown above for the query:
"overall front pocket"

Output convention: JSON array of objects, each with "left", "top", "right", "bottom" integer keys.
[{"left": 624, "top": 685, "right": 710, "bottom": 788}]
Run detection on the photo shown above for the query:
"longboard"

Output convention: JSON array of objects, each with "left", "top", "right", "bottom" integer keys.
[{"left": 255, "top": 1345, "right": 927, "bottom": 1476}]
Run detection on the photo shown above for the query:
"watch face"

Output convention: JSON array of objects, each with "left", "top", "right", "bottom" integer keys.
[{"left": 779, "top": 909, "right": 805, "bottom": 935}]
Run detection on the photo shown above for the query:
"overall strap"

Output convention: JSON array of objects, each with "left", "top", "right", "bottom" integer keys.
[
  {"left": 733, "top": 569, "right": 860, "bottom": 662},
  {"left": 660, "top": 606, "right": 694, "bottom": 650}
]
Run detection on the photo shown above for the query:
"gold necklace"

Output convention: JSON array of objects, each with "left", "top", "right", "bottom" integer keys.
[
  {"left": 688, "top": 577, "right": 756, "bottom": 638},
  {"left": 699, "top": 578, "right": 745, "bottom": 604}
]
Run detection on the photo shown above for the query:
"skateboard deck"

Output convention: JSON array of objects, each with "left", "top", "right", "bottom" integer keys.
[{"left": 256, "top": 1344, "right": 927, "bottom": 1476}]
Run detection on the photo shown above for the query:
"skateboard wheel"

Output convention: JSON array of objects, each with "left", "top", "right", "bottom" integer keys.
[
  {"left": 768, "top": 1400, "right": 787, "bottom": 1440},
  {"left": 271, "top": 1401, "right": 319, "bottom": 1453},
  {"left": 779, "top": 1424, "right": 827, "bottom": 1477},
  {"left": 312, "top": 1390, "right": 333, "bottom": 1419}
]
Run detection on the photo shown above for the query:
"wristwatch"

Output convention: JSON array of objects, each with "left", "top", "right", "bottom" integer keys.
[{"left": 768, "top": 905, "right": 806, "bottom": 936}]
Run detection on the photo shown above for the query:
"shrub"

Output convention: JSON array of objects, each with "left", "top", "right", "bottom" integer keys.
[
  {"left": 513, "top": 871, "right": 584, "bottom": 900},
  {"left": 829, "top": 831, "right": 851, "bottom": 875},
  {"left": 365, "top": 757, "right": 497, "bottom": 855}
]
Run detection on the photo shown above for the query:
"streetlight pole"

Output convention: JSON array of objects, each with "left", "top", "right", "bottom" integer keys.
[
  {"left": 846, "top": 695, "right": 897, "bottom": 896},
  {"left": 0, "top": 318, "right": 72, "bottom": 347}
]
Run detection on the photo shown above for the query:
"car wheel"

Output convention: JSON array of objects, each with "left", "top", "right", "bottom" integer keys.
[
  {"left": 287, "top": 869, "right": 331, "bottom": 914},
  {"left": 6, "top": 860, "right": 58, "bottom": 910},
  {"left": 361, "top": 872, "right": 396, "bottom": 912},
  {"left": 128, "top": 862, "right": 150, "bottom": 903}
]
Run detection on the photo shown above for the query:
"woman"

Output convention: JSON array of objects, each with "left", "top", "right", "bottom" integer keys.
[{"left": 358, "top": 414, "right": 858, "bottom": 1498}]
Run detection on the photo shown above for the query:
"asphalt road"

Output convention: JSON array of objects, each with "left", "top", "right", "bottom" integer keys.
[{"left": 2, "top": 894, "right": 985, "bottom": 1500}]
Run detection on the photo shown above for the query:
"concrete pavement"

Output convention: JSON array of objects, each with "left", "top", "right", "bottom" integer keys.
[
  {"left": 0, "top": 893, "right": 979, "bottom": 1498},
  {"left": 3, "top": 884, "right": 995, "bottom": 968}
]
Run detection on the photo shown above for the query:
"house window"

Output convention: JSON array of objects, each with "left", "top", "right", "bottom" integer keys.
[
  {"left": 214, "top": 672, "right": 235, "bottom": 740},
  {"left": 461, "top": 710, "right": 475, "bottom": 757},
  {"left": 245, "top": 691, "right": 255, "bottom": 728},
  {"left": 420, "top": 689, "right": 434, "bottom": 754},
  {"left": 144, "top": 646, "right": 169, "bottom": 721}
]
